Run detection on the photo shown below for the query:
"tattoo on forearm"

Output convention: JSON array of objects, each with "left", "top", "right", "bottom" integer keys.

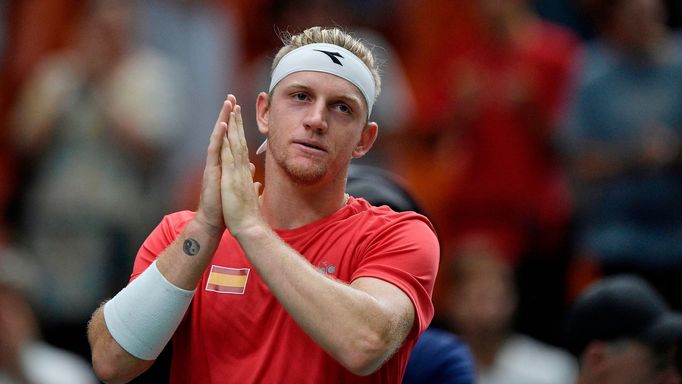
[{"left": 183, "top": 238, "right": 200, "bottom": 256}]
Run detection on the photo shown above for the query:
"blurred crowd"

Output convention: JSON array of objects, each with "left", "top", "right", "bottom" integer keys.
[{"left": 1, "top": 0, "right": 682, "bottom": 383}]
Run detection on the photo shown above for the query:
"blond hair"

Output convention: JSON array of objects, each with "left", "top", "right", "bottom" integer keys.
[{"left": 272, "top": 26, "right": 382, "bottom": 101}]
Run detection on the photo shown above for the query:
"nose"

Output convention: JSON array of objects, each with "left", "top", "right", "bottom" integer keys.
[{"left": 302, "top": 101, "right": 328, "bottom": 134}]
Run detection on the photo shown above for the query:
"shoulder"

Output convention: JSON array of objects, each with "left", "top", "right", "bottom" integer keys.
[
  {"left": 346, "top": 197, "right": 436, "bottom": 233},
  {"left": 345, "top": 197, "right": 439, "bottom": 260},
  {"left": 162, "top": 210, "right": 196, "bottom": 229},
  {"left": 145, "top": 210, "right": 197, "bottom": 245}
]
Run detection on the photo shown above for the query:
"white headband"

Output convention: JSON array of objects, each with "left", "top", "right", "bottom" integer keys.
[{"left": 257, "top": 43, "right": 376, "bottom": 155}]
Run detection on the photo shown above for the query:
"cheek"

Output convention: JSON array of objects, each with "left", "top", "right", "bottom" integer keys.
[
  {"left": 262, "top": 103, "right": 289, "bottom": 135},
  {"left": 342, "top": 130, "right": 364, "bottom": 152}
]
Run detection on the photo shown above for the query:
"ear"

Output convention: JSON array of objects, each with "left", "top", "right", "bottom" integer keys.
[
  {"left": 351, "top": 122, "right": 378, "bottom": 159},
  {"left": 256, "top": 92, "right": 270, "bottom": 135}
]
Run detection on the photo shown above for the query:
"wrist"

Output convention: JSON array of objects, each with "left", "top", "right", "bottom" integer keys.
[
  {"left": 191, "top": 214, "right": 225, "bottom": 239},
  {"left": 232, "top": 221, "right": 270, "bottom": 243},
  {"left": 104, "top": 261, "right": 195, "bottom": 360}
]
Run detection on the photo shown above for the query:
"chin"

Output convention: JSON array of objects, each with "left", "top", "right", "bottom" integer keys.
[
  {"left": 287, "top": 166, "right": 327, "bottom": 185},
  {"left": 278, "top": 158, "right": 327, "bottom": 185},
  {"left": 272, "top": 147, "right": 333, "bottom": 185}
]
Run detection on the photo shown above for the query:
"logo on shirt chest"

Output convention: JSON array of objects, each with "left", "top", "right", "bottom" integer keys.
[
  {"left": 205, "top": 265, "right": 250, "bottom": 294},
  {"left": 316, "top": 261, "right": 337, "bottom": 276}
]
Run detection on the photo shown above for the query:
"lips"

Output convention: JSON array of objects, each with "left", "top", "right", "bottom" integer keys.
[{"left": 294, "top": 140, "right": 326, "bottom": 152}]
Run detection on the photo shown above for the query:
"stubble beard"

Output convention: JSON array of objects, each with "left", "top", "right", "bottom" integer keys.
[{"left": 272, "top": 146, "right": 328, "bottom": 185}]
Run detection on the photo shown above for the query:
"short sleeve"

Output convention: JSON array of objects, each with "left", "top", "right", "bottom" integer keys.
[{"left": 129, "top": 211, "right": 195, "bottom": 282}]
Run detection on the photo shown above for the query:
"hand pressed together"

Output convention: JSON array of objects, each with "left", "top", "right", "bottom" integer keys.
[
  {"left": 220, "top": 100, "right": 264, "bottom": 235},
  {"left": 195, "top": 95, "right": 263, "bottom": 237}
]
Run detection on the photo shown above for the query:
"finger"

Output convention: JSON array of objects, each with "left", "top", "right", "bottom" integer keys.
[
  {"left": 226, "top": 110, "right": 245, "bottom": 166},
  {"left": 230, "top": 105, "right": 248, "bottom": 163},
  {"left": 208, "top": 100, "right": 232, "bottom": 166},
  {"left": 249, "top": 162, "right": 256, "bottom": 178},
  {"left": 254, "top": 182, "right": 262, "bottom": 196},
  {"left": 235, "top": 105, "right": 248, "bottom": 149},
  {"left": 221, "top": 121, "right": 234, "bottom": 167},
  {"left": 216, "top": 97, "right": 233, "bottom": 129}
]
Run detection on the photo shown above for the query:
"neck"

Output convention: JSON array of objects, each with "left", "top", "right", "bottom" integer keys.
[{"left": 260, "top": 162, "right": 349, "bottom": 230}]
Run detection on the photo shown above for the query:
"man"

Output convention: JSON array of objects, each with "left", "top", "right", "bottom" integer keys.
[
  {"left": 87, "top": 26, "right": 440, "bottom": 383},
  {"left": 564, "top": 275, "right": 682, "bottom": 384}
]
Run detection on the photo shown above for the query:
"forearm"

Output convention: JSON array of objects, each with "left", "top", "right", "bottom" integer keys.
[
  {"left": 89, "top": 218, "right": 223, "bottom": 382},
  {"left": 234, "top": 225, "right": 412, "bottom": 375},
  {"left": 155, "top": 217, "right": 224, "bottom": 290}
]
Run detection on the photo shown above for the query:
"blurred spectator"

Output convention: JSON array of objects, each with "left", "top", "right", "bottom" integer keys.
[
  {"left": 564, "top": 275, "right": 682, "bottom": 384},
  {"left": 0, "top": 0, "right": 85, "bottom": 120},
  {"left": 0, "top": 1, "right": 85, "bottom": 249},
  {"left": 561, "top": 0, "right": 682, "bottom": 307},
  {"left": 0, "top": 273, "right": 97, "bottom": 384},
  {"left": 395, "top": 0, "right": 579, "bottom": 263},
  {"left": 440, "top": 237, "right": 578, "bottom": 384},
  {"left": 0, "top": 284, "right": 97, "bottom": 384},
  {"left": 9, "top": 0, "right": 187, "bottom": 358},
  {"left": 346, "top": 164, "right": 475, "bottom": 384},
  {"left": 394, "top": 0, "right": 580, "bottom": 348}
]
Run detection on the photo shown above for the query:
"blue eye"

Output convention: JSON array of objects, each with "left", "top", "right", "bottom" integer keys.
[
  {"left": 294, "top": 92, "right": 308, "bottom": 101},
  {"left": 335, "top": 104, "right": 352, "bottom": 114}
]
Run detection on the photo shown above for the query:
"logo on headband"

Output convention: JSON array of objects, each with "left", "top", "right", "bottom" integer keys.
[{"left": 314, "top": 49, "right": 344, "bottom": 65}]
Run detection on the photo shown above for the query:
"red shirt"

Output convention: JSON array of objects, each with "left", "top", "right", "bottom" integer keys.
[{"left": 130, "top": 197, "right": 439, "bottom": 383}]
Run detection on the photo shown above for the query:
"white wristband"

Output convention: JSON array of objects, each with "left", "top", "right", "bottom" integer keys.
[{"left": 103, "top": 261, "right": 195, "bottom": 360}]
